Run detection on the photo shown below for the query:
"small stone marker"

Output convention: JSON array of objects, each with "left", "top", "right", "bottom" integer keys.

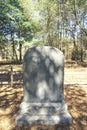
[{"left": 16, "top": 46, "right": 72, "bottom": 126}]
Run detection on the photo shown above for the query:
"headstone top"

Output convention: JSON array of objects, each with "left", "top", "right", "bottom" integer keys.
[
  {"left": 23, "top": 46, "right": 64, "bottom": 103},
  {"left": 24, "top": 46, "right": 64, "bottom": 67}
]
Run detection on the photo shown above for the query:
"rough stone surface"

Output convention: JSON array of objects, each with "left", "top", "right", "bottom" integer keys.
[{"left": 16, "top": 46, "right": 72, "bottom": 126}]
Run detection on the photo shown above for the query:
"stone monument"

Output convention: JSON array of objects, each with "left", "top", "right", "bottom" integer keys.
[{"left": 16, "top": 46, "right": 72, "bottom": 126}]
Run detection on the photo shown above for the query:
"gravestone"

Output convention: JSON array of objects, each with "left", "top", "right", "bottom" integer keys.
[{"left": 16, "top": 46, "right": 72, "bottom": 126}]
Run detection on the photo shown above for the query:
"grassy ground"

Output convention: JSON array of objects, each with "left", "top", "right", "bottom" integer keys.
[{"left": 0, "top": 64, "right": 87, "bottom": 130}]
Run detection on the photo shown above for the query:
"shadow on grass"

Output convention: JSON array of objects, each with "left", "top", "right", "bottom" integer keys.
[
  {"left": 0, "top": 84, "right": 23, "bottom": 130},
  {"left": 0, "top": 84, "right": 87, "bottom": 130},
  {"left": 64, "top": 85, "right": 87, "bottom": 130}
]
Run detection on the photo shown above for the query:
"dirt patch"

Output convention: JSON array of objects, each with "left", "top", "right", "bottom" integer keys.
[
  {"left": 64, "top": 85, "right": 87, "bottom": 130},
  {"left": 0, "top": 84, "right": 87, "bottom": 130},
  {"left": 0, "top": 64, "right": 87, "bottom": 129}
]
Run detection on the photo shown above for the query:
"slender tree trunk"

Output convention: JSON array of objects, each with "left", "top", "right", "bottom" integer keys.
[
  {"left": 18, "top": 31, "right": 22, "bottom": 62},
  {"left": 14, "top": 48, "right": 18, "bottom": 62},
  {"left": 19, "top": 43, "right": 22, "bottom": 62},
  {"left": 81, "top": 47, "right": 83, "bottom": 62},
  {"left": 80, "top": 32, "right": 83, "bottom": 62},
  {"left": 11, "top": 32, "right": 15, "bottom": 60},
  {"left": 11, "top": 32, "right": 18, "bottom": 61}
]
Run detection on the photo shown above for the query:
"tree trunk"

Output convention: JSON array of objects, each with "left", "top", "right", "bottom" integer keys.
[
  {"left": 11, "top": 32, "right": 15, "bottom": 60},
  {"left": 80, "top": 34, "right": 84, "bottom": 62},
  {"left": 19, "top": 43, "right": 22, "bottom": 62}
]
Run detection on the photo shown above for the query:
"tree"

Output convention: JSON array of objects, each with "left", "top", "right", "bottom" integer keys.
[
  {"left": 67, "top": 0, "right": 87, "bottom": 61},
  {"left": 0, "top": 0, "right": 40, "bottom": 61}
]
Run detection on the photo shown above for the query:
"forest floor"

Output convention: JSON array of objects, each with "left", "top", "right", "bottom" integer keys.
[{"left": 0, "top": 63, "right": 87, "bottom": 130}]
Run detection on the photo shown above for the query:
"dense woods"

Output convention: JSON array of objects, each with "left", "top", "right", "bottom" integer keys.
[{"left": 0, "top": 0, "right": 87, "bottom": 62}]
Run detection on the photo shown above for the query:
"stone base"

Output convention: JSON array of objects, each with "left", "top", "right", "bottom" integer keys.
[
  {"left": 16, "top": 114, "right": 72, "bottom": 126},
  {"left": 16, "top": 101, "right": 72, "bottom": 126}
]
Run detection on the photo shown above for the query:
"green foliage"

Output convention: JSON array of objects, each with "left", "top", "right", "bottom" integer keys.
[
  {"left": 29, "top": 38, "right": 43, "bottom": 47},
  {"left": 71, "top": 48, "right": 81, "bottom": 61}
]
